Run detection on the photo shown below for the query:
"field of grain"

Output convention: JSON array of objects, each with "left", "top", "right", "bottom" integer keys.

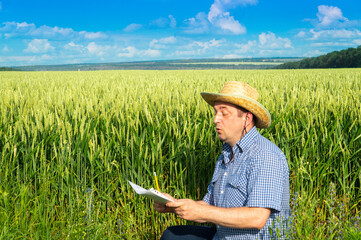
[{"left": 0, "top": 69, "right": 360, "bottom": 239}]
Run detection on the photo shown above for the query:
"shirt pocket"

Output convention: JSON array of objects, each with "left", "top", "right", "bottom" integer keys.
[{"left": 226, "top": 174, "right": 248, "bottom": 207}]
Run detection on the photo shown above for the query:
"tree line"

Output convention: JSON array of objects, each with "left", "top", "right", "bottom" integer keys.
[
  {"left": 0, "top": 67, "right": 19, "bottom": 71},
  {"left": 275, "top": 45, "right": 361, "bottom": 69}
]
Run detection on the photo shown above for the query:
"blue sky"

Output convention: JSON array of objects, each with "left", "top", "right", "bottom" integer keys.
[{"left": 0, "top": 0, "right": 360, "bottom": 66}]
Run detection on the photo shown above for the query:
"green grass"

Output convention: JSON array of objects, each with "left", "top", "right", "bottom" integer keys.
[{"left": 0, "top": 69, "right": 360, "bottom": 239}]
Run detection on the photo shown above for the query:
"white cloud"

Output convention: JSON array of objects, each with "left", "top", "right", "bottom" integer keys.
[
  {"left": 150, "top": 36, "right": 176, "bottom": 48},
  {"left": 124, "top": 23, "right": 142, "bottom": 32},
  {"left": 117, "top": 46, "right": 137, "bottom": 58},
  {"left": 24, "top": 39, "right": 54, "bottom": 53},
  {"left": 86, "top": 42, "right": 112, "bottom": 56},
  {"left": 207, "top": 0, "right": 256, "bottom": 34},
  {"left": 222, "top": 54, "right": 245, "bottom": 58},
  {"left": 259, "top": 32, "right": 291, "bottom": 48},
  {"left": 64, "top": 41, "right": 87, "bottom": 53},
  {"left": 0, "top": 55, "right": 38, "bottom": 64},
  {"left": 79, "top": 31, "right": 107, "bottom": 39},
  {"left": 117, "top": 46, "right": 161, "bottom": 58},
  {"left": 184, "top": 12, "right": 210, "bottom": 34},
  {"left": 0, "top": 21, "right": 107, "bottom": 40},
  {"left": 234, "top": 32, "right": 292, "bottom": 56},
  {"left": 298, "top": 5, "right": 361, "bottom": 45},
  {"left": 296, "top": 31, "right": 306, "bottom": 38},
  {"left": 173, "top": 38, "right": 224, "bottom": 56},
  {"left": 303, "top": 49, "right": 325, "bottom": 57},
  {"left": 191, "top": 38, "right": 224, "bottom": 49},
  {"left": 174, "top": 50, "right": 197, "bottom": 56},
  {"left": 353, "top": 39, "right": 361, "bottom": 45},
  {"left": 310, "top": 42, "right": 357, "bottom": 47},
  {"left": 185, "top": 0, "right": 256, "bottom": 34},
  {"left": 317, "top": 5, "right": 348, "bottom": 27},
  {"left": 140, "top": 49, "right": 161, "bottom": 57},
  {"left": 309, "top": 29, "right": 361, "bottom": 40},
  {"left": 235, "top": 40, "right": 257, "bottom": 53},
  {"left": 32, "top": 25, "right": 74, "bottom": 38},
  {"left": 0, "top": 54, "right": 55, "bottom": 66},
  {"left": 209, "top": 11, "right": 246, "bottom": 34}
]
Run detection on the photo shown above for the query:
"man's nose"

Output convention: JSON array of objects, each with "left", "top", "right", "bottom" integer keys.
[{"left": 213, "top": 113, "right": 220, "bottom": 124}]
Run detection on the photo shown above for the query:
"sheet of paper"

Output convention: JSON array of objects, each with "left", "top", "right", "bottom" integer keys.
[{"left": 128, "top": 180, "right": 174, "bottom": 204}]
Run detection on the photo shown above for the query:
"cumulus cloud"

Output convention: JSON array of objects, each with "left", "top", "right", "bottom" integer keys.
[
  {"left": 141, "top": 48, "right": 161, "bottom": 57},
  {"left": 311, "top": 42, "right": 357, "bottom": 47},
  {"left": 150, "top": 36, "right": 176, "bottom": 48},
  {"left": 201, "top": 0, "right": 258, "bottom": 34},
  {"left": 317, "top": 5, "right": 348, "bottom": 27},
  {"left": 190, "top": 38, "right": 224, "bottom": 49},
  {"left": 173, "top": 38, "right": 225, "bottom": 56},
  {"left": 79, "top": 31, "right": 107, "bottom": 39},
  {"left": 0, "top": 21, "right": 107, "bottom": 40},
  {"left": 234, "top": 32, "right": 292, "bottom": 56},
  {"left": 24, "top": 39, "right": 54, "bottom": 53},
  {"left": 353, "top": 39, "right": 361, "bottom": 45},
  {"left": 303, "top": 49, "right": 325, "bottom": 57},
  {"left": 185, "top": 0, "right": 256, "bottom": 35},
  {"left": 207, "top": 0, "right": 256, "bottom": 34},
  {"left": 64, "top": 41, "right": 87, "bottom": 53},
  {"left": 297, "top": 5, "right": 361, "bottom": 47},
  {"left": 310, "top": 29, "right": 361, "bottom": 40},
  {"left": 86, "top": 42, "right": 113, "bottom": 56},
  {"left": 184, "top": 12, "right": 210, "bottom": 34},
  {"left": 117, "top": 46, "right": 161, "bottom": 58},
  {"left": 259, "top": 32, "right": 291, "bottom": 48},
  {"left": 124, "top": 23, "right": 142, "bottom": 32},
  {"left": 65, "top": 41, "right": 118, "bottom": 57},
  {"left": 296, "top": 31, "right": 306, "bottom": 38},
  {"left": 118, "top": 46, "right": 137, "bottom": 58}
]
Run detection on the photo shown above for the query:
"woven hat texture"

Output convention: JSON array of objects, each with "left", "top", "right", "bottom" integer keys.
[{"left": 201, "top": 81, "right": 271, "bottom": 128}]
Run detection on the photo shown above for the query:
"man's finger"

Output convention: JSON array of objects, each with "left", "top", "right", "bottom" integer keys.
[{"left": 166, "top": 201, "right": 183, "bottom": 208}]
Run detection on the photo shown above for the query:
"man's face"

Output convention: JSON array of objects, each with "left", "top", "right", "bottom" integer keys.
[{"left": 213, "top": 102, "right": 246, "bottom": 147}]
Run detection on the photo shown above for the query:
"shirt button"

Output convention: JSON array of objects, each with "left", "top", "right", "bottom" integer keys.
[
  {"left": 224, "top": 172, "right": 227, "bottom": 176},
  {"left": 220, "top": 190, "right": 224, "bottom": 194}
]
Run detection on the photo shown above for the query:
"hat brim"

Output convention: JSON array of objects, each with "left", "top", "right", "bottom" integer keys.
[{"left": 201, "top": 92, "right": 271, "bottom": 129}]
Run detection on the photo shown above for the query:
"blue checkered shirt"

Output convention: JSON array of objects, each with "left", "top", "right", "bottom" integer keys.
[{"left": 203, "top": 127, "right": 290, "bottom": 239}]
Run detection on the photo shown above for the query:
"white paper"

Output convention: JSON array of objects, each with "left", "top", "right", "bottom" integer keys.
[{"left": 128, "top": 180, "right": 174, "bottom": 204}]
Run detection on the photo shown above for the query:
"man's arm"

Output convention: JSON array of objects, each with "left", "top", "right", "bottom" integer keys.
[{"left": 166, "top": 199, "right": 271, "bottom": 230}]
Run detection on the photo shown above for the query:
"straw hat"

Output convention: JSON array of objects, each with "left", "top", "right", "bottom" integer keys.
[{"left": 201, "top": 81, "right": 271, "bottom": 129}]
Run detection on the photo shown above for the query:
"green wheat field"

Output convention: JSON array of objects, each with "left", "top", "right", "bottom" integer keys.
[{"left": 0, "top": 69, "right": 360, "bottom": 239}]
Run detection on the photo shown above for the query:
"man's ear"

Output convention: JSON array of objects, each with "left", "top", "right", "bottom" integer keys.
[{"left": 245, "top": 112, "right": 254, "bottom": 126}]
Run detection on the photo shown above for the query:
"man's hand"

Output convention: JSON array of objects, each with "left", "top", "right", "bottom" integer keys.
[
  {"left": 153, "top": 193, "right": 176, "bottom": 213},
  {"left": 166, "top": 199, "right": 207, "bottom": 223}
]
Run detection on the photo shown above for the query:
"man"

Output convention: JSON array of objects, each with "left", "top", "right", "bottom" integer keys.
[{"left": 154, "top": 81, "right": 290, "bottom": 239}]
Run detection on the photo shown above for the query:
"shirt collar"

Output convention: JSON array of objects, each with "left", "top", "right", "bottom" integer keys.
[{"left": 221, "top": 126, "right": 259, "bottom": 164}]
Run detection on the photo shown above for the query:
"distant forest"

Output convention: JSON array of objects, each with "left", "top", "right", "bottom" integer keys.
[
  {"left": 0, "top": 67, "right": 19, "bottom": 71},
  {"left": 276, "top": 45, "right": 361, "bottom": 69}
]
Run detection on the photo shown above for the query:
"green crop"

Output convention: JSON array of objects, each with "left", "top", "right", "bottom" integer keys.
[{"left": 0, "top": 69, "right": 360, "bottom": 239}]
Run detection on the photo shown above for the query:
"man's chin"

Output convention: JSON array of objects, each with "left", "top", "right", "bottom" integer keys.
[{"left": 217, "top": 135, "right": 225, "bottom": 142}]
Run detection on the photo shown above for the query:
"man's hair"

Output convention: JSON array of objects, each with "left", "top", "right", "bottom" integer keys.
[{"left": 236, "top": 105, "right": 257, "bottom": 125}]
